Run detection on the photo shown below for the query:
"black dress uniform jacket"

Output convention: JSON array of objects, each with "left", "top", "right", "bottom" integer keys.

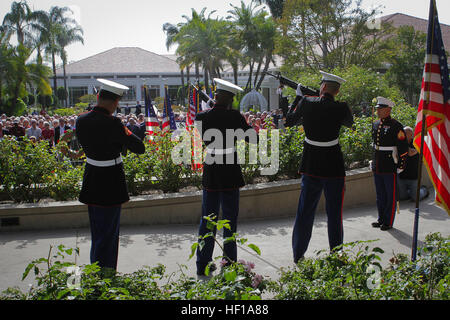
[
  {"left": 76, "top": 106, "right": 145, "bottom": 206},
  {"left": 195, "top": 104, "right": 255, "bottom": 191},
  {"left": 286, "top": 93, "right": 353, "bottom": 178},
  {"left": 372, "top": 116, "right": 409, "bottom": 174}
]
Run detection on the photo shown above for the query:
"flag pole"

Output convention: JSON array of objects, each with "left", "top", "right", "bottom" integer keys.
[
  {"left": 412, "top": 105, "right": 428, "bottom": 262},
  {"left": 411, "top": 0, "right": 436, "bottom": 262}
]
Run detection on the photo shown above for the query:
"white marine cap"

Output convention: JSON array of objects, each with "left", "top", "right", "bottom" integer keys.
[
  {"left": 214, "top": 78, "right": 244, "bottom": 95},
  {"left": 375, "top": 96, "right": 395, "bottom": 108},
  {"left": 97, "top": 78, "right": 129, "bottom": 97},
  {"left": 319, "top": 71, "right": 346, "bottom": 85}
]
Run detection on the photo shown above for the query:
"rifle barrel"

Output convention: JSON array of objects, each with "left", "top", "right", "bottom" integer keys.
[{"left": 264, "top": 72, "right": 319, "bottom": 96}]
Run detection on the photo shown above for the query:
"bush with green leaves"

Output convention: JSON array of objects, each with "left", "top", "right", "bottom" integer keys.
[
  {"left": 1, "top": 233, "right": 447, "bottom": 300},
  {"left": 0, "top": 101, "right": 420, "bottom": 203},
  {"left": 45, "top": 161, "right": 84, "bottom": 201},
  {"left": 0, "top": 136, "right": 58, "bottom": 202},
  {"left": 122, "top": 148, "right": 155, "bottom": 196},
  {"left": 269, "top": 233, "right": 449, "bottom": 300},
  {"left": 278, "top": 126, "right": 304, "bottom": 178}
]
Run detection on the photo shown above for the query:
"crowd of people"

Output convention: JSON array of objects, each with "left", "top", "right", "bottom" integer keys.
[{"left": 0, "top": 104, "right": 286, "bottom": 145}]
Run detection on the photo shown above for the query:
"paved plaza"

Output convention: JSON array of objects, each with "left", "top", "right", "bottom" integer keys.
[{"left": 0, "top": 198, "right": 448, "bottom": 294}]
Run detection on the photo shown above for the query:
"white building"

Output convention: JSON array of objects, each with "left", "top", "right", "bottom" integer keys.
[{"left": 55, "top": 47, "right": 281, "bottom": 111}]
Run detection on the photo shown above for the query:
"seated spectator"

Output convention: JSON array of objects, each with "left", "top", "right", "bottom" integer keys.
[
  {"left": 9, "top": 120, "right": 25, "bottom": 139},
  {"left": 253, "top": 117, "right": 261, "bottom": 134},
  {"left": 398, "top": 126, "right": 429, "bottom": 202},
  {"left": 26, "top": 119, "right": 42, "bottom": 140},
  {"left": 0, "top": 122, "right": 9, "bottom": 140},
  {"left": 22, "top": 118, "right": 30, "bottom": 129},
  {"left": 127, "top": 117, "right": 141, "bottom": 136},
  {"left": 41, "top": 121, "right": 55, "bottom": 147},
  {"left": 54, "top": 118, "right": 71, "bottom": 145}
]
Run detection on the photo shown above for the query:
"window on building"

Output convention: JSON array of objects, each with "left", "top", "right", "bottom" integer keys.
[
  {"left": 141, "top": 85, "right": 160, "bottom": 100},
  {"left": 69, "top": 87, "right": 88, "bottom": 105},
  {"left": 122, "top": 86, "right": 136, "bottom": 101},
  {"left": 167, "top": 85, "right": 182, "bottom": 105}
]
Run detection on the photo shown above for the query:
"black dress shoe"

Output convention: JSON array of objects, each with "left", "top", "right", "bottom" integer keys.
[
  {"left": 380, "top": 224, "right": 392, "bottom": 231},
  {"left": 196, "top": 263, "right": 217, "bottom": 276},
  {"left": 372, "top": 222, "right": 382, "bottom": 228}
]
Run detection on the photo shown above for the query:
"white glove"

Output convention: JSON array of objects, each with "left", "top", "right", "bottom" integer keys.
[
  {"left": 397, "top": 168, "right": 404, "bottom": 174},
  {"left": 296, "top": 84, "right": 303, "bottom": 97}
]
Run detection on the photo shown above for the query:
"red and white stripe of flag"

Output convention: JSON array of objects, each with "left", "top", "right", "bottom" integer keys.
[{"left": 414, "top": 54, "right": 450, "bottom": 215}]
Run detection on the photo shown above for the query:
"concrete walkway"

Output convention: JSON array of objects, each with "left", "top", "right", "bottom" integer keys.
[{"left": 0, "top": 198, "right": 448, "bottom": 294}]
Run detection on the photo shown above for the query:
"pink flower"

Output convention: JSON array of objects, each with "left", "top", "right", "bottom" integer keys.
[
  {"left": 220, "top": 258, "right": 228, "bottom": 267},
  {"left": 252, "top": 274, "right": 263, "bottom": 288}
]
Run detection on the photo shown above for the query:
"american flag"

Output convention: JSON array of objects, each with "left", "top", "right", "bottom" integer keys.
[
  {"left": 186, "top": 85, "right": 199, "bottom": 127},
  {"left": 413, "top": 0, "right": 450, "bottom": 215},
  {"left": 162, "top": 86, "right": 177, "bottom": 132},
  {"left": 143, "top": 86, "right": 160, "bottom": 141}
]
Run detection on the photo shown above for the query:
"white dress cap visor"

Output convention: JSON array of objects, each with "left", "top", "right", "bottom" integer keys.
[
  {"left": 319, "top": 71, "right": 346, "bottom": 85},
  {"left": 376, "top": 96, "right": 394, "bottom": 108},
  {"left": 214, "top": 78, "right": 244, "bottom": 95},
  {"left": 97, "top": 78, "right": 129, "bottom": 97}
]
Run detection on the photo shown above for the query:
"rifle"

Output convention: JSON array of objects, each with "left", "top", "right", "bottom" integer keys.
[
  {"left": 264, "top": 71, "right": 319, "bottom": 97},
  {"left": 189, "top": 82, "right": 215, "bottom": 108}
]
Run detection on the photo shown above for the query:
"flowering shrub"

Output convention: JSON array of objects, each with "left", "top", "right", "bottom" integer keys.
[
  {"left": 1, "top": 233, "right": 447, "bottom": 300},
  {"left": 0, "top": 106, "right": 419, "bottom": 203}
]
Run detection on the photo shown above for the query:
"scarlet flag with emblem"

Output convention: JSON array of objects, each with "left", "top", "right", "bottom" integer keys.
[{"left": 413, "top": 0, "right": 450, "bottom": 215}]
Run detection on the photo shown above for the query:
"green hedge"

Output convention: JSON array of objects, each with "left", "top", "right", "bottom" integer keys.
[
  {"left": 1, "top": 232, "right": 447, "bottom": 300},
  {"left": 0, "top": 107, "right": 418, "bottom": 203}
]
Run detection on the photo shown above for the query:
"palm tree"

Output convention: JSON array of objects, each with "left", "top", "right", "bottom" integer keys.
[
  {"left": 164, "top": 8, "right": 229, "bottom": 91},
  {"left": 31, "top": 6, "right": 77, "bottom": 98},
  {"left": 1, "top": 44, "right": 52, "bottom": 114},
  {"left": 2, "top": 0, "right": 33, "bottom": 46},
  {"left": 256, "top": 0, "right": 285, "bottom": 19},
  {"left": 228, "top": 1, "right": 277, "bottom": 91},
  {"left": 57, "top": 24, "right": 84, "bottom": 107}
]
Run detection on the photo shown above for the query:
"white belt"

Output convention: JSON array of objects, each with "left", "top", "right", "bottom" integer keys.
[
  {"left": 374, "top": 145, "right": 398, "bottom": 164},
  {"left": 86, "top": 156, "right": 123, "bottom": 167},
  {"left": 206, "top": 147, "right": 235, "bottom": 155},
  {"left": 374, "top": 145, "right": 395, "bottom": 151},
  {"left": 305, "top": 137, "right": 339, "bottom": 147}
]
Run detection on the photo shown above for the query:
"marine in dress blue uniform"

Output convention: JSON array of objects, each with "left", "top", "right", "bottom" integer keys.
[
  {"left": 286, "top": 71, "right": 353, "bottom": 263},
  {"left": 195, "top": 78, "right": 256, "bottom": 276},
  {"left": 371, "top": 97, "right": 409, "bottom": 231},
  {"left": 76, "top": 79, "right": 145, "bottom": 271}
]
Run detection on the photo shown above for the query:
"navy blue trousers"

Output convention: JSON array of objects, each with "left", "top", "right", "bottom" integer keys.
[
  {"left": 196, "top": 189, "right": 240, "bottom": 273},
  {"left": 373, "top": 173, "right": 397, "bottom": 227},
  {"left": 88, "top": 205, "right": 121, "bottom": 270},
  {"left": 292, "top": 175, "right": 345, "bottom": 263}
]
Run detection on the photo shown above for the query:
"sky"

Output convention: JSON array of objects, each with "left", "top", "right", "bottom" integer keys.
[{"left": 1, "top": 0, "right": 450, "bottom": 65}]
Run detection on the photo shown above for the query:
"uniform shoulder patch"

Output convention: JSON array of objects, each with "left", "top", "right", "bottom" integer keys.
[{"left": 398, "top": 131, "right": 406, "bottom": 141}]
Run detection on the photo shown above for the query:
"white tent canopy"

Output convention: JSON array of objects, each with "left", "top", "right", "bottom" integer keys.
[{"left": 240, "top": 89, "right": 268, "bottom": 111}]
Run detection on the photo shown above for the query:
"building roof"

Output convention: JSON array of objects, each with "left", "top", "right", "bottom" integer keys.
[
  {"left": 381, "top": 13, "right": 450, "bottom": 52},
  {"left": 56, "top": 47, "right": 181, "bottom": 75}
]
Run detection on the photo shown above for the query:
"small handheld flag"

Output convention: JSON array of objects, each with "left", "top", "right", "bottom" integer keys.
[{"left": 144, "top": 86, "right": 160, "bottom": 141}]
